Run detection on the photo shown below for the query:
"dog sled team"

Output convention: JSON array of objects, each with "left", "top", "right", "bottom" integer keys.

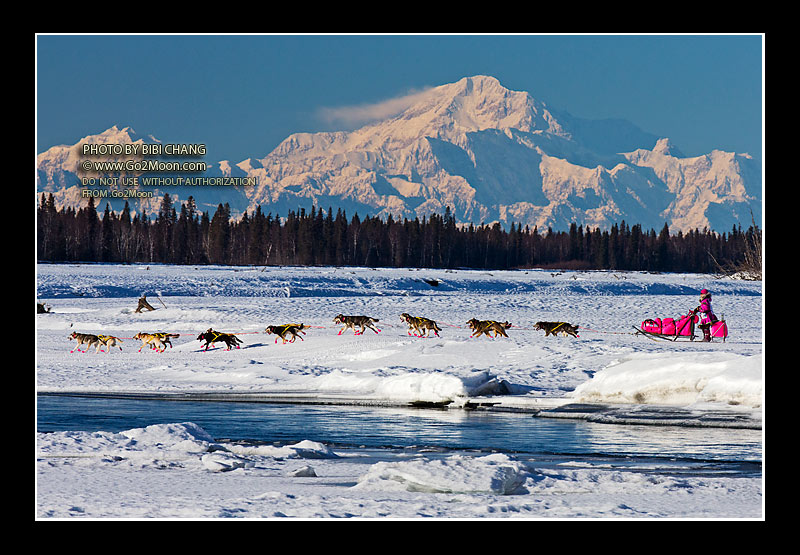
[
  {"left": 64, "top": 313, "right": 585, "bottom": 354},
  {"left": 65, "top": 288, "right": 728, "bottom": 353}
]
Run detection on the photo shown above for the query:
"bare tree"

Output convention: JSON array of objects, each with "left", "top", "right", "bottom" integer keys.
[{"left": 711, "top": 211, "right": 762, "bottom": 280}]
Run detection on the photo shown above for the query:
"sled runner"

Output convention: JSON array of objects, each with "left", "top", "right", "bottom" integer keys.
[{"left": 634, "top": 310, "right": 728, "bottom": 342}]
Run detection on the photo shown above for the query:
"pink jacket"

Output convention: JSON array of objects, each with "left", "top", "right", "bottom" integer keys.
[{"left": 698, "top": 296, "right": 716, "bottom": 325}]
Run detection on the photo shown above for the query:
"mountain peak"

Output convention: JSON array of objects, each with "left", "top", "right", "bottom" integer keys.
[
  {"left": 353, "top": 75, "right": 567, "bottom": 147},
  {"left": 434, "top": 75, "right": 547, "bottom": 132},
  {"left": 452, "top": 75, "right": 503, "bottom": 93},
  {"left": 652, "top": 137, "right": 684, "bottom": 157},
  {"left": 89, "top": 125, "right": 139, "bottom": 142}
]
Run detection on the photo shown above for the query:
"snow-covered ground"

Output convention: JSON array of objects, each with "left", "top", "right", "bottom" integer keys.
[{"left": 36, "top": 264, "right": 764, "bottom": 519}]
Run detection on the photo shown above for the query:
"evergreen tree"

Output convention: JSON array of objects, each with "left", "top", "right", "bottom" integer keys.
[
  {"left": 100, "top": 203, "right": 115, "bottom": 262},
  {"left": 207, "top": 203, "right": 230, "bottom": 264},
  {"left": 656, "top": 223, "right": 671, "bottom": 271}
]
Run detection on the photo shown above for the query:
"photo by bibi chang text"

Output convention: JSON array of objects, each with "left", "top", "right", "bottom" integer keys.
[
  {"left": 77, "top": 141, "right": 258, "bottom": 193},
  {"left": 79, "top": 143, "right": 211, "bottom": 173},
  {"left": 81, "top": 143, "right": 207, "bottom": 156}
]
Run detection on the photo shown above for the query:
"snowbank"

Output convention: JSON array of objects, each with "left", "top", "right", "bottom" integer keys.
[
  {"left": 37, "top": 422, "right": 339, "bottom": 474},
  {"left": 354, "top": 453, "right": 529, "bottom": 494},
  {"left": 570, "top": 352, "right": 763, "bottom": 408}
]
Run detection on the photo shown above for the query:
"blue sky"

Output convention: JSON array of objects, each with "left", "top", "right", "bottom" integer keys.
[{"left": 36, "top": 34, "right": 763, "bottom": 164}]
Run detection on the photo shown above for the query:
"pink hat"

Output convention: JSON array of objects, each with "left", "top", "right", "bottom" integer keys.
[{"left": 700, "top": 289, "right": 708, "bottom": 295}]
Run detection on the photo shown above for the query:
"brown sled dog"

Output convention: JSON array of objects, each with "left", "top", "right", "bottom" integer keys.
[
  {"left": 266, "top": 324, "right": 307, "bottom": 344},
  {"left": 333, "top": 314, "right": 381, "bottom": 335},
  {"left": 400, "top": 313, "right": 442, "bottom": 338},
  {"left": 69, "top": 331, "right": 102, "bottom": 353},
  {"left": 97, "top": 334, "right": 124, "bottom": 353},
  {"left": 466, "top": 318, "right": 512, "bottom": 338},
  {"left": 196, "top": 328, "right": 243, "bottom": 351},
  {"left": 134, "top": 332, "right": 179, "bottom": 352},
  {"left": 533, "top": 321, "right": 580, "bottom": 338}
]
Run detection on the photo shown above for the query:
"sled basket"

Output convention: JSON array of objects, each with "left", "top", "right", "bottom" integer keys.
[
  {"left": 710, "top": 319, "right": 728, "bottom": 341},
  {"left": 634, "top": 312, "right": 697, "bottom": 341},
  {"left": 635, "top": 311, "right": 728, "bottom": 342}
]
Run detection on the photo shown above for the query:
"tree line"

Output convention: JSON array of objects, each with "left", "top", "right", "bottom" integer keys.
[{"left": 37, "top": 193, "right": 761, "bottom": 275}]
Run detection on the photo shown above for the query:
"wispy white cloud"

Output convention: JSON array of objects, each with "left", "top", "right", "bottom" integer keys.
[{"left": 316, "top": 87, "right": 434, "bottom": 128}]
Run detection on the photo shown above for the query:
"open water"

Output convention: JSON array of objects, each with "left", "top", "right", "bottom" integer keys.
[{"left": 37, "top": 394, "right": 762, "bottom": 478}]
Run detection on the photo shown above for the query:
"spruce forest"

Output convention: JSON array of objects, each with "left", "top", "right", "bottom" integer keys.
[{"left": 37, "top": 193, "right": 762, "bottom": 276}]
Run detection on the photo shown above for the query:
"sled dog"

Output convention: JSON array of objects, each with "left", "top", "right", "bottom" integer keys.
[
  {"left": 97, "top": 334, "right": 124, "bottom": 353},
  {"left": 333, "top": 314, "right": 381, "bottom": 335},
  {"left": 466, "top": 318, "right": 512, "bottom": 338},
  {"left": 134, "top": 332, "right": 179, "bottom": 352},
  {"left": 196, "top": 328, "right": 243, "bottom": 351},
  {"left": 400, "top": 313, "right": 442, "bottom": 338},
  {"left": 533, "top": 321, "right": 580, "bottom": 338},
  {"left": 69, "top": 332, "right": 102, "bottom": 353},
  {"left": 265, "top": 324, "right": 307, "bottom": 344}
]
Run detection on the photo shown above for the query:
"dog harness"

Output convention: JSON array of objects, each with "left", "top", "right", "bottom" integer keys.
[
  {"left": 479, "top": 320, "right": 508, "bottom": 328},
  {"left": 203, "top": 331, "right": 231, "bottom": 341},
  {"left": 270, "top": 324, "right": 304, "bottom": 343}
]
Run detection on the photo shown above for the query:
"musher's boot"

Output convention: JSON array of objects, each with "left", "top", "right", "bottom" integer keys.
[{"left": 702, "top": 327, "right": 711, "bottom": 342}]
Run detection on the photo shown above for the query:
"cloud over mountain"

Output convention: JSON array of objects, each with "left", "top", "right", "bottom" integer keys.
[{"left": 316, "top": 87, "right": 435, "bottom": 128}]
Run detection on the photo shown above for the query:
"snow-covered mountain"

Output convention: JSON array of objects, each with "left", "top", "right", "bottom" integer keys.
[
  {"left": 36, "top": 125, "right": 248, "bottom": 217},
  {"left": 36, "top": 75, "right": 761, "bottom": 232}
]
